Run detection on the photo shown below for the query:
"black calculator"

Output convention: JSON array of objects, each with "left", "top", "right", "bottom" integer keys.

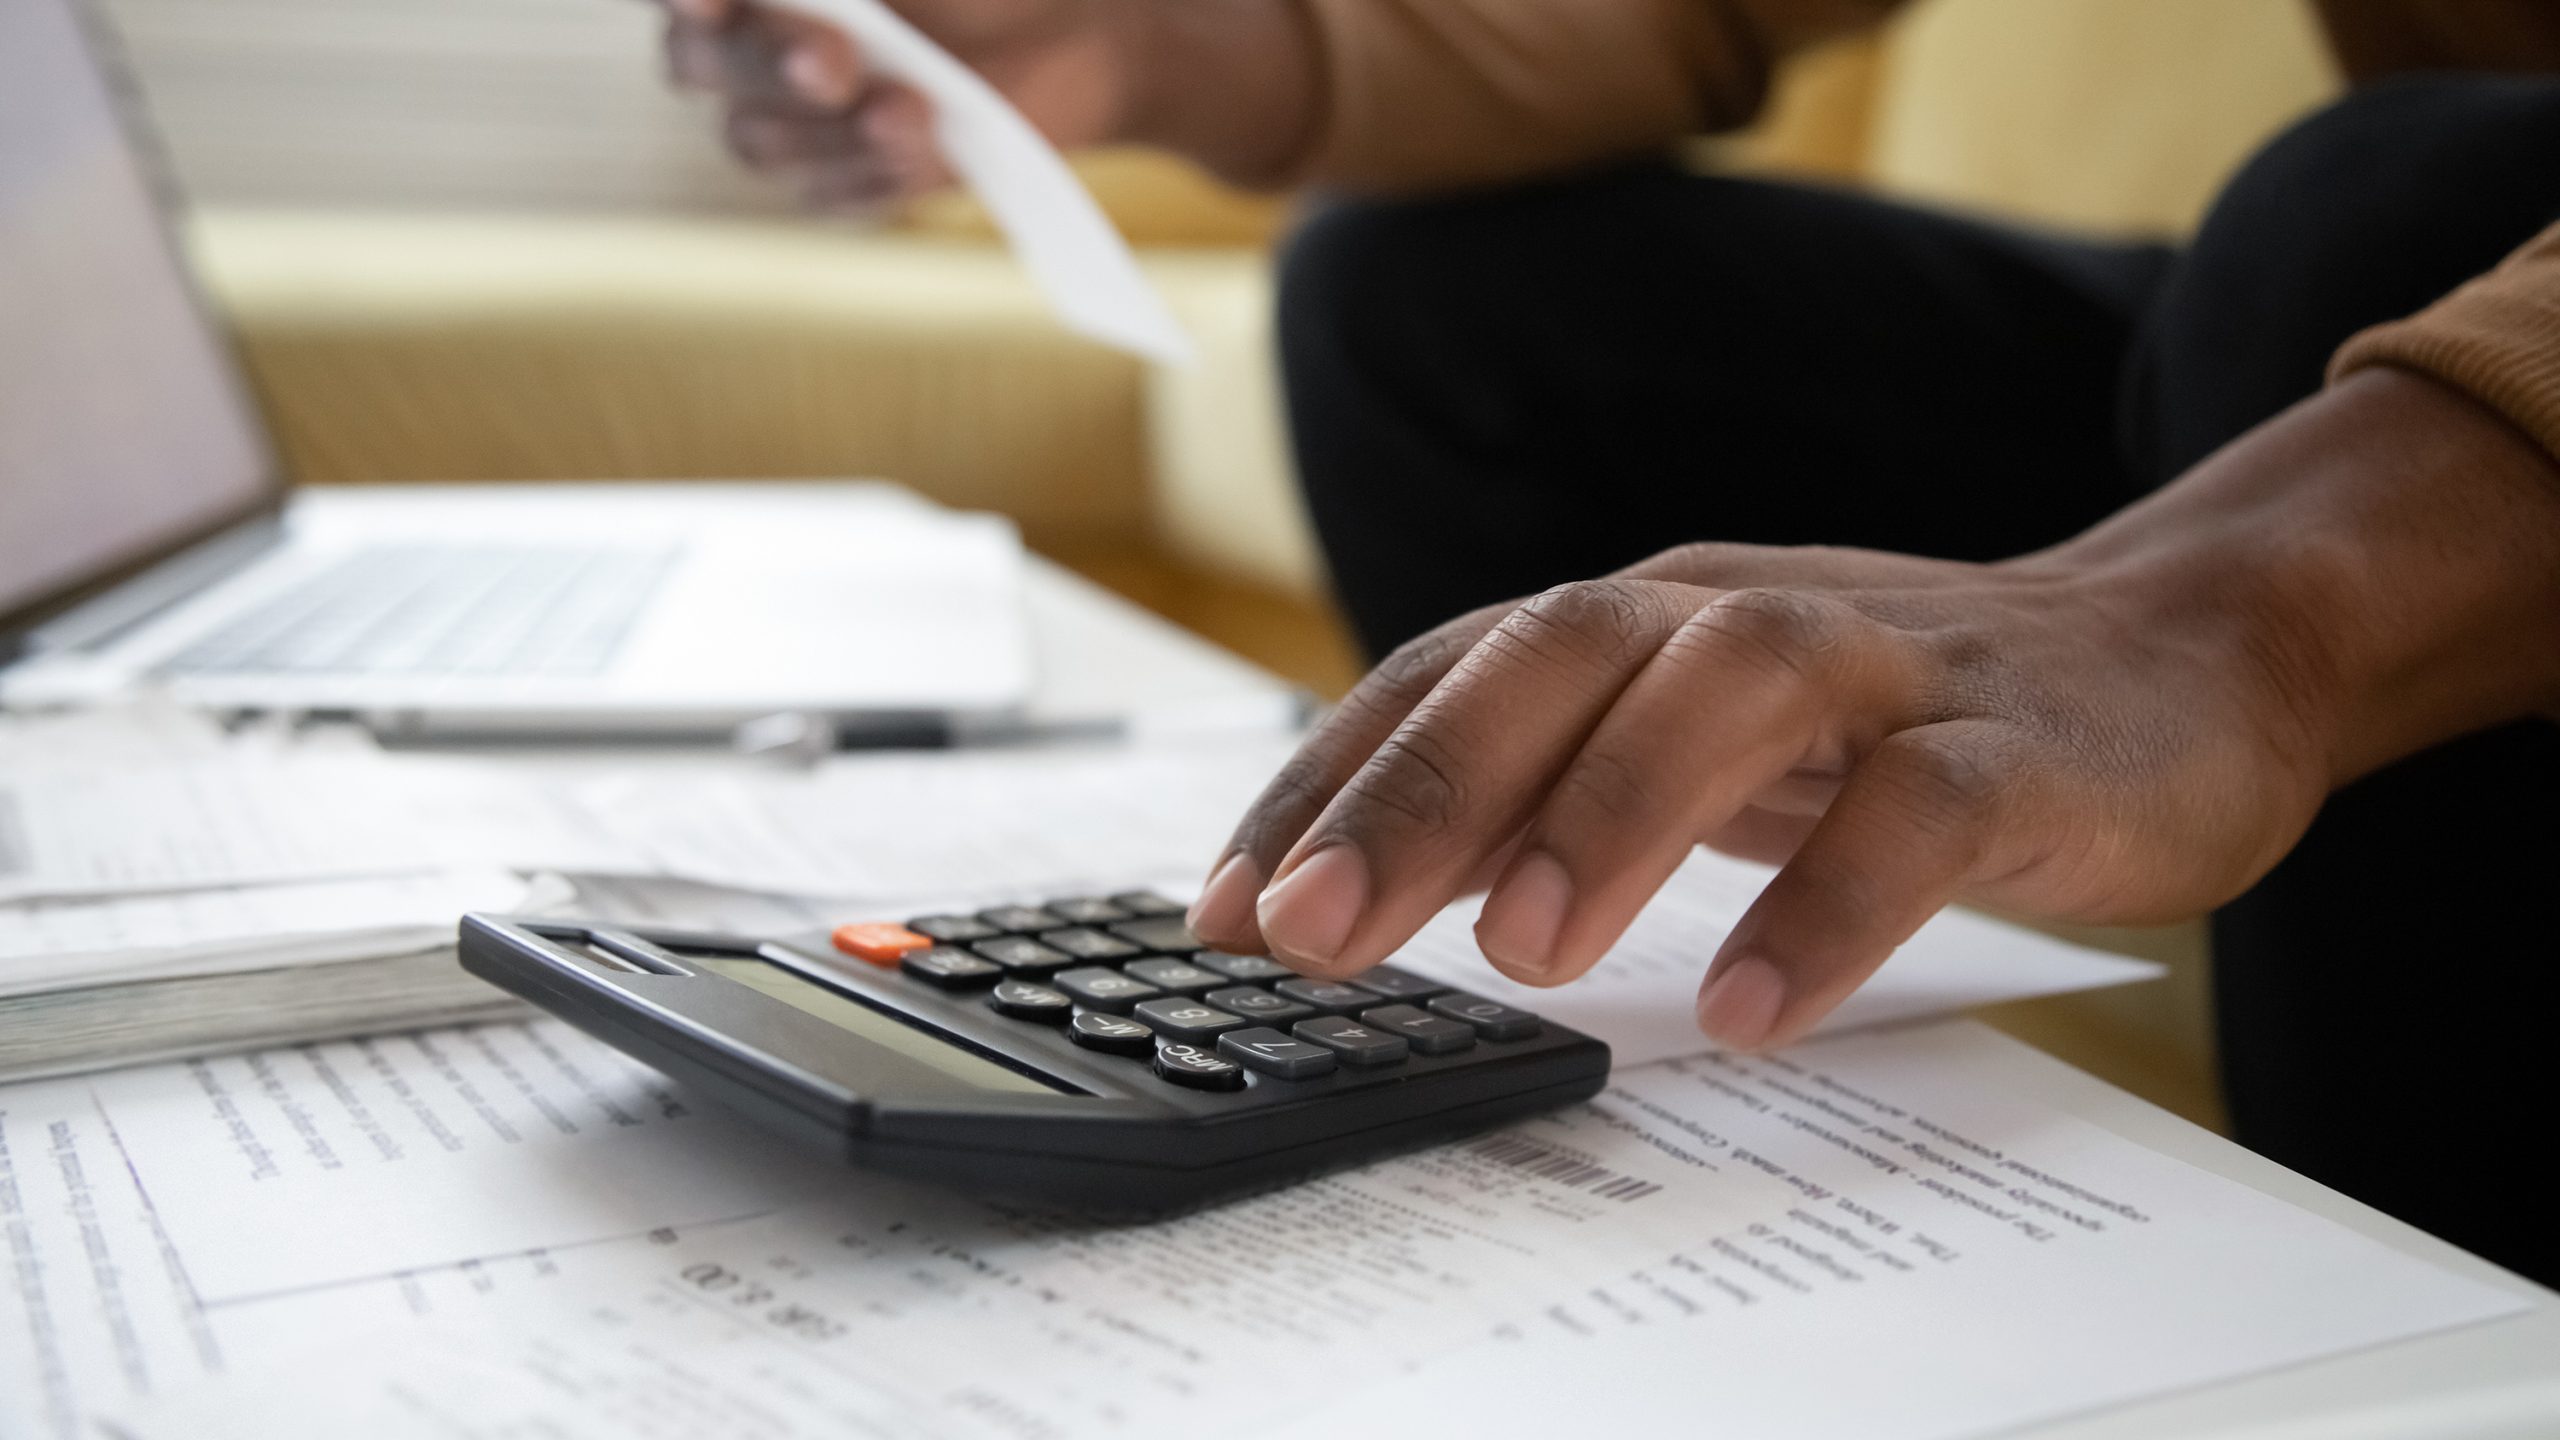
[{"left": 459, "top": 892, "right": 1609, "bottom": 1213}]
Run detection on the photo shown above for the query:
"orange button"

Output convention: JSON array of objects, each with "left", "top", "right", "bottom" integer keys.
[{"left": 831, "top": 923, "right": 932, "bottom": 966}]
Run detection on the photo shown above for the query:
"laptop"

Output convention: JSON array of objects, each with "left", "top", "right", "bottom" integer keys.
[{"left": 0, "top": 0, "right": 1033, "bottom": 742}]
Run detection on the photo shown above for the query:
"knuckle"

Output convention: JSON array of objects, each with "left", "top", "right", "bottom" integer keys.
[
  {"left": 1495, "top": 579, "right": 1659, "bottom": 673},
  {"left": 1551, "top": 744, "right": 1660, "bottom": 827},
  {"left": 1877, "top": 730, "right": 2014, "bottom": 840},
  {"left": 1366, "top": 619, "right": 1479, "bottom": 702},
  {"left": 1230, "top": 750, "right": 1337, "bottom": 858},
  {"left": 1654, "top": 540, "right": 1748, "bottom": 580},
  {"left": 1678, "top": 587, "right": 1850, "bottom": 683},
  {"left": 1347, "top": 723, "right": 1475, "bottom": 834}
]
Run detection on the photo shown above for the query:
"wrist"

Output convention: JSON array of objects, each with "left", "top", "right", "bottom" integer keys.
[
  {"left": 2034, "top": 369, "right": 2560, "bottom": 788},
  {"left": 1114, "top": 0, "right": 1325, "bottom": 186}
]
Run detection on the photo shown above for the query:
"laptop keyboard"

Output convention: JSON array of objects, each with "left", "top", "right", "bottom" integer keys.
[{"left": 161, "top": 544, "right": 680, "bottom": 678}]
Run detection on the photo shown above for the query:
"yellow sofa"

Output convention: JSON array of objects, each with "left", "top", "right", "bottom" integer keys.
[{"left": 185, "top": 0, "right": 2351, "bottom": 1127}]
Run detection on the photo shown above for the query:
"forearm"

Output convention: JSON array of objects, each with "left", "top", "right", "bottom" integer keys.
[
  {"left": 1125, "top": 0, "right": 1902, "bottom": 193},
  {"left": 1117, "top": 0, "right": 1327, "bottom": 187},
  {"left": 2035, "top": 368, "right": 2560, "bottom": 789}
]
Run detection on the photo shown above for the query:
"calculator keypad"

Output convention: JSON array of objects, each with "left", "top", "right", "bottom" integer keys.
[{"left": 897, "top": 892, "right": 1546, "bottom": 1094}]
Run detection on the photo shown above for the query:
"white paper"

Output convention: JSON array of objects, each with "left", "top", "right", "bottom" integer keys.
[
  {"left": 0, "top": 1072, "right": 732, "bottom": 1440},
  {"left": 0, "top": 869, "right": 539, "bottom": 996},
  {"left": 0, "top": 752, "right": 628, "bottom": 903},
  {"left": 784, "top": 0, "right": 1192, "bottom": 365},
  {"left": 570, "top": 736, "right": 1294, "bottom": 898},
  {"left": 102, "top": 1022, "right": 2530, "bottom": 1440},
  {"left": 1383, "top": 848, "right": 2164, "bottom": 1066},
  {"left": 88, "top": 1019, "right": 839, "bottom": 1302}
]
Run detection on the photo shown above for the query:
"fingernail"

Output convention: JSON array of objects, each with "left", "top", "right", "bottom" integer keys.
[
  {"left": 784, "top": 47, "right": 845, "bottom": 104},
  {"left": 1186, "top": 852, "right": 1260, "bottom": 942},
  {"left": 1475, "top": 850, "right": 1571, "bottom": 980},
  {"left": 1256, "top": 846, "right": 1367, "bottom": 969},
  {"left": 1697, "top": 956, "right": 1786, "bottom": 1051}
]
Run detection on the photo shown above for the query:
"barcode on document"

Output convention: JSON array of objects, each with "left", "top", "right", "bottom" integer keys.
[{"left": 1463, "top": 1133, "right": 1661, "bottom": 1201}]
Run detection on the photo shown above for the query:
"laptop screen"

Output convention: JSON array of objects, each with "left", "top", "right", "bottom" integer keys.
[{"left": 0, "top": 0, "right": 276, "bottom": 625}]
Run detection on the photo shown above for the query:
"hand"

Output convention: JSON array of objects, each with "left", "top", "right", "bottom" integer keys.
[
  {"left": 657, "top": 0, "right": 1321, "bottom": 209},
  {"left": 1186, "top": 371, "right": 2560, "bottom": 1050}
]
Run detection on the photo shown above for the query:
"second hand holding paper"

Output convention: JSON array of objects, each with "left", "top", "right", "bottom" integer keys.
[{"left": 783, "top": 0, "right": 1195, "bottom": 365}]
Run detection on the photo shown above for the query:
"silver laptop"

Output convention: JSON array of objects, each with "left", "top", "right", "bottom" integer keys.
[{"left": 0, "top": 0, "right": 1033, "bottom": 741}]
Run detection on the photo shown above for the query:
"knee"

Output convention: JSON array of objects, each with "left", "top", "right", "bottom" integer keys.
[{"left": 2173, "top": 76, "right": 2560, "bottom": 349}]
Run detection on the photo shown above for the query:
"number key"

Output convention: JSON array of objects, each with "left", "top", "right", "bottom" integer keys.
[
  {"left": 1125, "top": 957, "right": 1222, "bottom": 994},
  {"left": 1215, "top": 1028, "right": 1337, "bottom": 1080},
  {"left": 1206, "top": 986, "right": 1314, "bottom": 1026},
  {"left": 1051, "top": 966, "right": 1162, "bottom": 1013},
  {"left": 1359, "top": 1004, "right": 1475, "bottom": 1055},
  {"left": 1132, "top": 998, "right": 1245, "bottom": 1042},
  {"left": 1292, "top": 1016, "right": 1410, "bottom": 1067},
  {"left": 1273, "top": 979, "right": 1371, "bottom": 1014},
  {"left": 1426, "top": 992, "right": 1542, "bottom": 1041}
]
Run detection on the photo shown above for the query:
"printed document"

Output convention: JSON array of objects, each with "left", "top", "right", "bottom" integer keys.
[
  {"left": 86, "top": 1020, "right": 839, "bottom": 1301},
  {"left": 97, "top": 1022, "right": 2531, "bottom": 1440}
]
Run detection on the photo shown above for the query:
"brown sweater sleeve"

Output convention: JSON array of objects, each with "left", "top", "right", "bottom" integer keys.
[
  {"left": 2331, "top": 223, "right": 2560, "bottom": 465},
  {"left": 1292, "top": 0, "right": 1903, "bottom": 191}
]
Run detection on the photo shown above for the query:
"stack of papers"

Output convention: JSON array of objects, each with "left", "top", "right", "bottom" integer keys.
[{"left": 2, "top": 1012, "right": 2537, "bottom": 1440}]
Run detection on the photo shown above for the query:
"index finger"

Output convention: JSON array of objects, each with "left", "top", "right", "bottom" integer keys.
[{"left": 1187, "top": 603, "right": 1511, "bottom": 951}]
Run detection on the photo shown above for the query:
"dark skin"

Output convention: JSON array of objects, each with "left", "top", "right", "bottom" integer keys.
[{"left": 660, "top": 0, "right": 2560, "bottom": 1048}]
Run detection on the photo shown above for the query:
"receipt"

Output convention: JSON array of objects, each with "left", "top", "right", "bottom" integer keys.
[{"left": 787, "top": 0, "right": 1194, "bottom": 365}]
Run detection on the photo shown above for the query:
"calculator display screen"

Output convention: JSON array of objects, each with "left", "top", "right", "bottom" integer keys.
[{"left": 693, "top": 956, "right": 1069, "bottom": 1096}]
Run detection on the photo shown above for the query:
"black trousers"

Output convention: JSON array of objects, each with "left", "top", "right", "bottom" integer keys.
[{"left": 1277, "top": 76, "right": 2560, "bottom": 1285}]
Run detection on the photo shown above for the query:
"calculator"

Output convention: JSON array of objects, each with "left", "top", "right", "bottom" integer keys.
[{"left": 459, "top": 892, "right": 1610, "bottom": 1213}]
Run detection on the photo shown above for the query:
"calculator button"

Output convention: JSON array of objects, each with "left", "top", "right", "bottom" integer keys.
[
  {"left": 988, "top": 980, "right": 1074, "bottom": 1022},
  {"left": 1069, "top": 1011, "right": 1156, "bottom": 1057},
  {"left": 1195, "top": 951, "right": 1294, "bottom": 983},
  {"left": 1346, "top": 965, "right": 1447, "bottom": 1001},
  {"left": 978, "top": 905, "right": 1067, "bottom": 934},
  {"left": 1273, "top": 979, "right": 1372, "bottom": 1014},
  {"left": 1359, "top": 1004, "right": 1476, "bottom": 1055},
  {"left": 1052, "top": 967, "right": 1163, "bottom": 1013},
  {"left": 969, "top": 936, "right": 1075, "bottom": 975},
  {"left": 1205, "top": 987, "right": 1315, "bottom": 1026},
  {"left": 1292, "top": 1016, "right": 1411, "bottom": 1067},
  {"left": 1040, "top": 927, "right": 1144, "bottom": 962},
  {"left": 831, "top": 923, "right": 932, "bottom": 967},
  {"left": 1110, "top": 891, "right": 1188, "bottom": 917},
  {"left": 1132, "top": 998, "right": 1245, "bottom": 1042},
  {"left": 1124, "top": 958, "right": 1222, "bottom": 994},
  {"left": 1045, "top": 896, "right": 1132, "bottom": 926},
  {"left": 1426, "top": 992, "right": 1543, "bottom": 1041},
  {"left": 901, "top": 947, "right": 1004, "bottom": 990},
  {"left": 1216, "top": 1028, "right": 1338, "bottom": 1080},
  {"left": 1109, "top": 916, "right": 1205, "bottom": 954},
  {"left": 1153, "top": 1042, "right": 1246, "bottom": 1091},
  {"left": 907, "top": 914, "right": 1000, "bottom": 944}
]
